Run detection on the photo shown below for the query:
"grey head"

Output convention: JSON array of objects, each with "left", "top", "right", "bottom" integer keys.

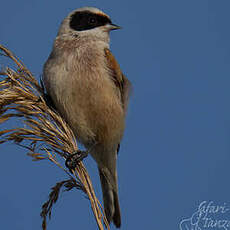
[{"left": 57, "top": 7, "right": 121, "bottom": 43}]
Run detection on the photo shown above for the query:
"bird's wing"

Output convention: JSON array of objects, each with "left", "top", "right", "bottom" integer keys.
[{"left": 104, "top": 48, "right": 131, "bottom": 113}]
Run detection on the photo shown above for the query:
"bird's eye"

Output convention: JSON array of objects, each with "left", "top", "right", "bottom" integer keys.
[{"left": 89, "top": 17, "right": 96, "bottom": 24}]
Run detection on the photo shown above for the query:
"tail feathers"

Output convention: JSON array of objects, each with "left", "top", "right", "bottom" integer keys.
[
  {"left": 112, "top": 189, "right": 121, "bottom": 227},
  {"left": 99, "top": 168, "right": 121, "bottom": 228}
]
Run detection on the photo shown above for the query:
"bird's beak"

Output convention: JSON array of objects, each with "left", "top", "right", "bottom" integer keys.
[{"left": 105, "top": 23, "right": 121, "bottom": 31}]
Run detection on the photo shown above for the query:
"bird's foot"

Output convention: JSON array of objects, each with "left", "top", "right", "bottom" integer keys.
[{"left": 65, "top": 150, "right": 88, "bottom": 171}]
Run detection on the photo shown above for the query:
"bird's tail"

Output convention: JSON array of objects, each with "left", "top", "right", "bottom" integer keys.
[{"left": 99, "top": 167, "right": 121, "bottom": 228}]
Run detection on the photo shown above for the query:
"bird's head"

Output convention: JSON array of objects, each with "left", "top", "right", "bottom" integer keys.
[{"left": 57, "top": 7, "right": 121, "bottom": 43}]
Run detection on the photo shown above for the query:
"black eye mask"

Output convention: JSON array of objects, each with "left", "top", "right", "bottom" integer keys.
[{"left": 70, "top": 11, "right": 112, "bottom": 31}]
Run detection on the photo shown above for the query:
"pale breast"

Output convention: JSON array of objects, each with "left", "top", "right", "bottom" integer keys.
[{"left": 43, "top": 40, "right": 125, "bottom": 147}]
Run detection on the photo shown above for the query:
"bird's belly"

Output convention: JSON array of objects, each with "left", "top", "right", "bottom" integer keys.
[{"left": 55, "top": 75, "right": 125, "bottom": 148}]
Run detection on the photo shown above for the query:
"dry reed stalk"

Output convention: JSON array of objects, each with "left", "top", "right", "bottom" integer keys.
[{"left": 0, "top": 44, "right": 110, "bottom": 230}]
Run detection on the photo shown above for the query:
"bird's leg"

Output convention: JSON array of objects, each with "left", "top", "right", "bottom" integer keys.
[
  {"left": 65, "top": 150, "right": 88, "bottom": 171},
  {"left": 65, "top": 142, "right": 97, "bottom": 172}
]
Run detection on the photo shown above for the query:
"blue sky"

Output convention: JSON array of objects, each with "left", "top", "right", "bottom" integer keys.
[{"left": 1, "top": 1, "right": 230, "bottom": 229}]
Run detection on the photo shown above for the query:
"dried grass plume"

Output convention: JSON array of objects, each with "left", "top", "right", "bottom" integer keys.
[{"left": 0, "top": 45, "right": 110, "bottom": 230}]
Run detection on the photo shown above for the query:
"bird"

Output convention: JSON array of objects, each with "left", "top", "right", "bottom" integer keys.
[{"left": 42, "top": 7, "right": 131, "bottom": 228}]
